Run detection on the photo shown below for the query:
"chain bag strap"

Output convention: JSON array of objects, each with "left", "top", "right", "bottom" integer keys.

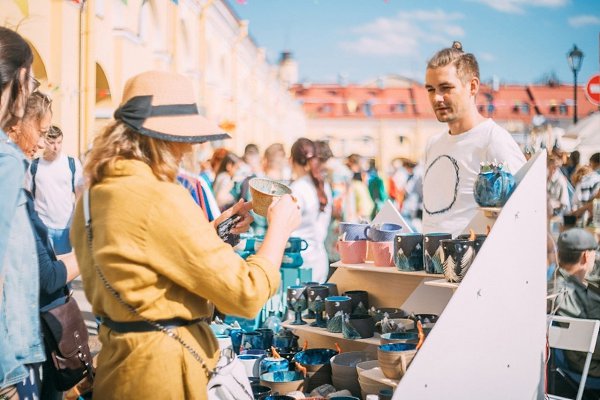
[{"left": 82, "top": 190, "right": 252, "bottom": 400}]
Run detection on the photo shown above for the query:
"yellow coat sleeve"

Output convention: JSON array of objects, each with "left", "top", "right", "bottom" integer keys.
[{"left": 145, "top": 186, "right": 280, "bottom": 319}]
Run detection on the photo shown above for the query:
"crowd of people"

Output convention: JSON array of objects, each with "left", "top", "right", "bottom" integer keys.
[{"left": 1, "top": 23, "right": 599, "bottom": 400}]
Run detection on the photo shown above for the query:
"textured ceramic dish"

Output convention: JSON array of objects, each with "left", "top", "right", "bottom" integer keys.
[
  {"left": 377, "top": 343, "right": 418, "bottom": 379},
  {"left": 249, "top": 178, "right": 292, "bottom": 217}
]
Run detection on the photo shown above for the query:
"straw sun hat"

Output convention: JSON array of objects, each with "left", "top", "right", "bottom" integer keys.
[{"left": 114, "top": 70, "right": 229, "bottom": 143}]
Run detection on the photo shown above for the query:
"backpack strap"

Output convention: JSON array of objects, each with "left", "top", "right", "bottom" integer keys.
[
  {"left": 68, "top": 156, "right": 76, "bottom": 194},
  {"left": 30, "top": 158, "right": 40, "bottom": 197}
]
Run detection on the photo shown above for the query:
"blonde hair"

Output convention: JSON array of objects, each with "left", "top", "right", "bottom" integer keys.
[
  {"left": 85, "top": 121, "right": 182, "bottom": 186},
  {"left": 571, "top": 165, "right": 593, "bottom": 186},
  {"left": 22, "top": 91, "right": 52, "bottom": 124},
  {"left": 427, "top": 41, "right": 480, "bottom": 84}
]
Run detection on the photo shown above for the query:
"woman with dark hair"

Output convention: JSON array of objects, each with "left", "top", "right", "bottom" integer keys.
[
  {"left": 290, "top": 137, "right": 333, "bottom": 283},
  {"left": 9, "top": 91, "right": 82, "bottom": 400},
  {"left": 0, "top": 26, "right": 46, "bottom": 400},
  {"left": 213, "top": 151, "right": 241, "bottom": 211}
]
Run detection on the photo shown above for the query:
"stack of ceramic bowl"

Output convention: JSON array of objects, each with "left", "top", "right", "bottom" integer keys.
[
  {"left": 292, "top": 348, "right": 338, "bottom": 391},
  {"left": 330, "top": 351, "right": 376, "bottom": 397},
  {"left": 259, "top": 371, "right": 305, "bottom": 394},
  {"left": 356, "top": 360, "right": 393, "bottom": 398}
]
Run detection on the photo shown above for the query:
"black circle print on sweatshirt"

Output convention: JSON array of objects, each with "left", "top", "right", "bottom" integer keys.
[{"left": 423, "top": 155, "right": 459, "bottom": 215}]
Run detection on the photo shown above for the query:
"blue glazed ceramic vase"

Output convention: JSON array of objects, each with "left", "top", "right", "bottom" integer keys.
[{"left": 474, "top": 163, "right": 516, "bottom": 207}]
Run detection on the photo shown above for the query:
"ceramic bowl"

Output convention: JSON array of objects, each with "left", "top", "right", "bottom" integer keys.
[
  {"left": 380, "top": 332, "right": 419, "bottom": 345},
  {"left": 355, "top": 360, "right": 379, "bottom": 375},
  {"left": 249, "top": 178, "right": 292, "bottom": 217},
  {"left": 377, "top": 318, "right": 415, "bottom": 334},
  {"left": 262, "top": 395, "right": 296, "bottom": 400},
  {"left": 292, "top": 348, "right": 338, "bottom": 372},
  {"left": 331, "top": 351, "right": 377, "bottom": 376},
  {"left": 331, "top": 351, "right": 376, "bottom": 397},
  {"left": 251, "top": 383, "right": 272, "bottom": 399},
  {"left": 260, "top": 356, "right": 290, "bottom": 375},
  {"left": 370, "top": 307, "right": 408, "bottom": 323},
  {"left": 259, "top": 371, "right": 305, "bottom": 394},
  {"left": 377, "top": 343, "right": 418, "bottom": 379},
  {"left": 410, "top": 313, "right": 439, "bottom": 329}
]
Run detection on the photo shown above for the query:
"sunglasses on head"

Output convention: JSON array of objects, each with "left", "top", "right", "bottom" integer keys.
[{"left": 28, "top": 73, "right": 41, "bottom": 92}]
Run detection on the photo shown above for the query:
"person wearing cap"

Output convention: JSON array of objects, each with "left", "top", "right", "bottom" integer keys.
[
  {"left": 422, "top": 41, "right": 525, "bottom": 237},
  {"left": 555, "top": 228, "right": 600, "bottom": 378},
  {"left": 69, "top": 70, "right": 301, "bottom": 399}
]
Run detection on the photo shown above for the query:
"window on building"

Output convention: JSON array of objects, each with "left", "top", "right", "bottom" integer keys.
[
  {"left": 521, "top": 103, "right": 530, "bottom": 114},
  {"left": 559, "top": 103, "right": 568, "bottom": 115},
  {"left": 512, "top": 105, "right": 520, "bottom": 114},
  {"left": 549, "top": 105, "right": 558, "bottom": 114}
]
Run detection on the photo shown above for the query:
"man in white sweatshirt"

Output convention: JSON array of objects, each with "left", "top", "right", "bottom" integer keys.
[{"left": 422, "top": 41, "right": 526, "bottom": 237}]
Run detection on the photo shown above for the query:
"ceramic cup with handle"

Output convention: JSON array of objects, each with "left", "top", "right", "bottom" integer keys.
[{"left": 364, "top": 223, "right": 402, "bottom": 242}]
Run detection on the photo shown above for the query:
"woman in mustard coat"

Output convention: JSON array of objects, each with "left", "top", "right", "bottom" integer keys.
[{"left": 70, "top": 71, "right": 301, "bottom": 399}]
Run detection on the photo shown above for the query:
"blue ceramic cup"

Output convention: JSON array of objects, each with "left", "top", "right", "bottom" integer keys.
[
  {"left": 324, "top": 296, "right": 352, "bottom": 319},
  {"left": 364, "top": 223, "right": 402, "bottom": 242},
  {"left": 241, "top": 331, "right": 264, "bottom": 352},
  {"left": 281, "top": 252, "right": 304, "bottom": 268},
  {"left": 229, "top": 328, "right": 245, "bottom": 354},
  {"left": 285, "top": 237, "right": 309, "bottom": 253},
  {"left": 255, "top": 328, "right": 274, "bottom": 350},
  {"left": 339, "top": 222, "right": 369, "bottom": 241},
  {"left": 394, "top": 233, "right": 424, "bottom": 271}
]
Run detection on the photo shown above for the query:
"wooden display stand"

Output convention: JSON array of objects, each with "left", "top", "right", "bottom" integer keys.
[
  {"left": 284, "top": 152, "right": 547, "bottom": 399},
  {"left": 283, "top": 263, "right": 452, "bottom": 353}
]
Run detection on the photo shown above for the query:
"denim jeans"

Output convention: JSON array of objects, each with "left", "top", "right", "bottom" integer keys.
[{"left": 47, "top": 227, "right": 71, "bottom": 255}]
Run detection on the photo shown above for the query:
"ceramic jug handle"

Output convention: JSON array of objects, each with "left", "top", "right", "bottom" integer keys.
[
  {"left": 300, "top": 240, "right": 308, "bottom": 251},
  {"left": 364, "top": 226, "right": 371, "bottom": 240}
]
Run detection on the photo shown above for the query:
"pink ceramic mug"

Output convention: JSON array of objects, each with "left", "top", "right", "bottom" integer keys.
[
  {"left": 371, "top": 241, "right": 394, "bottom": 267},
  {"left": 336, "top": 240, "right": 367, "bottom": 264}
]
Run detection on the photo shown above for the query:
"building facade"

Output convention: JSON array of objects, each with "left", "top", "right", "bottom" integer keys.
[
  {"left": 290, "top": 75, "right": 598, "bottom": 169},
  {"left": 1, "top": 0, "right": 306, "bottom": 162}
]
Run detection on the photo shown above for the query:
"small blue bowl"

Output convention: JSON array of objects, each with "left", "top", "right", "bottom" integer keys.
[
  {"left": 260, "top": 370, "right": 304, "bottom": 383},
  {"left": 380, "top": 332, "right": 419, "bottom": 344},
  {"left": 292, "top": 348, "right": 338, "bottom": 366},
  {"left": 378, "top": 343, "right": 417, "bottom": 353}
]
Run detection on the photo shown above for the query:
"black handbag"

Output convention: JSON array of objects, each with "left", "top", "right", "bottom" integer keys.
[{"left": 40, "top": 292, "right": 95, "bottom": 391}]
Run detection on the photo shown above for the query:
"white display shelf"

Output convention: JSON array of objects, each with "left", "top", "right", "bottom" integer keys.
[
  {"left": 331, "top": 261, "right": 442, "bottom": 278},
  {"left": 359, "top": 366, "right": 399, "bottom": 388},
  {"left": 479, "top": 206, "right": 502, "bottom": 218},
  {"left": 281, "top": 320, "right": 381, "bottom": 346},
  {"left": 423, "top": 279, "right": 459, "bottom": 290}
]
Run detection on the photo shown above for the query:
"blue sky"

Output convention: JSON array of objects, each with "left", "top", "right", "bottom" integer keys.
[{"left": 229, "top": 0, "right": 599, "bottom": 85}]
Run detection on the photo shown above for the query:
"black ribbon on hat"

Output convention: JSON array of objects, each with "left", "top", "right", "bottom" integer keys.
[{"left": 113, "top": 95, "right": 230, "bottom": 143}]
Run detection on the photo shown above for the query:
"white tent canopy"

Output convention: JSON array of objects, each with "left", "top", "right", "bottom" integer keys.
[{"left": 563, "top": 111, "right": 600, "bottom": 161}]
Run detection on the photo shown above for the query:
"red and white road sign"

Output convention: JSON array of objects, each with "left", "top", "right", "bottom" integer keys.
[{"left": 585, "top": 73, "right": 600, "bottom": 106}]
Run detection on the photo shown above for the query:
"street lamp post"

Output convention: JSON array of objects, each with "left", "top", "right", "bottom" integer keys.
[{"left": 567, "top": 44, "right": 584, "bottom": 124}]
